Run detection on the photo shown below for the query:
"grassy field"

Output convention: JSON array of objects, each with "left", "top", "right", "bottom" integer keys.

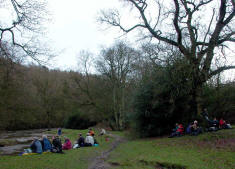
[
  {"left": 0, "top": 129, "right": 113, "bottom": 169},
  {"left": 1, "top": 128, "right": 235, "bottom": 169},
  {"left": 108, "top": 128, "right": 235, "bottom": 169}
]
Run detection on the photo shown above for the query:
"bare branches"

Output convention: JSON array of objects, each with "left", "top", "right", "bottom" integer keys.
[
  {"left": 209, "top": 65, "right": 235, "bottom": 78},
  {"left": 173, "top": 0, "right": 182, "bottom": 45},
  {"left": 202, "top": 0, "right": 235, "bottom": 74},
  {"left": 218, "top": 31, "right": 235, "bottom": 44},
  {"left": 0, "top": 0, "right": 50, "bottom": 64},
  {"left": 99, "top": 0, "right": 180, "bottom": 47},
  {"left": 192, "top": 0, "right": 213, "bottom": 13},
  {"left": 99, "top": 0, "right": 235, "bottom": 82}
]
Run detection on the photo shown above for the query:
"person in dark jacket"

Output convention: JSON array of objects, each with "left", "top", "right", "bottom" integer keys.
[
  {"left": 208, "top": 117, "right": 219, "bottom": 131},
  {"left": 77, "top": 133, "right": 85, "bottom": 147},
  {"left": 30, "top": 137, "right": 43, "bottom": 154},
  {"left": 52, "top": 136, "right": 63, "bottom": 153},
  {"left": 186, "top": 122, "right": 193, "bottom": 134}
]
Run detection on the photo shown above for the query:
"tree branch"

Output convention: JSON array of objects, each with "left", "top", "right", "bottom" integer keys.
[
  {"left": 218, "top": 31, "right": 235, "bottom": 44},
  {"left": 203, "top": 0, "right": 230, "bottom": 75},
  {"left": 181, "top": 0, "right": 197, "bottom": 56},
  {"left": 128, "top": 0, "right": 184, "bottom": 48},
  {"left": 209, "top": 65, "right": 235, "bottom": 78}
]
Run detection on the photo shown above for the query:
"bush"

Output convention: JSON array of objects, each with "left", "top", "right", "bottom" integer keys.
[
  {"left": 131, "top": 58, "right": 198, "bottom": 137},
  {"left": 64, "top": 111, "right": 97, "bottom": 129},
  {"left": 131, "top": 69, "right": 191, "bottom": 137},
  {"left": 202, "top": 82, "right": 235, "bottom": 123}
]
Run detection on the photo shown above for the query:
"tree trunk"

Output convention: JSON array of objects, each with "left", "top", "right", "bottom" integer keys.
[
  {"left": 192, "top": 85, "right": 203, "bottom": 118},
  {"left": 47, "top": 111, "right": 51, "bottom": 131},
  {"left": 113, "top": 85, "right": 120, "bottom": 130},
  {"left": 118, "top": 85, "right": 125, "bottom": 130}
]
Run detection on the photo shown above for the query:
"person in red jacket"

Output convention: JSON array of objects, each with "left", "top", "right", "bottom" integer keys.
[
  {"left": 169, "top": 123, "right": 184, "bottom": 138},
  {"left": 62, "top": 137, "right": 72, "bottom": 150},
  {"left": 219, "top": 118, "right": 232, "bottom": 129}
]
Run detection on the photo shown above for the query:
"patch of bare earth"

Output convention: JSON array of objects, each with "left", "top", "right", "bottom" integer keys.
[{"left": 88, "top": 134, "right": 126, "bottom": 169}]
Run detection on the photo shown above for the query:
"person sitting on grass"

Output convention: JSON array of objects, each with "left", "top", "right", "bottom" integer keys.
[
  {"left": 99, "top": 128, "right": 106, "bottom": 136},
  {"left": 219, "top": 118, "right": 232, "bottom": 129},
  {"left": 202, "top": 109, "right": 220, "bottom": 131},
  {"left": 62, "top": 136, "right": 72, "bottom": 150},
  {"left": 73, "top": 133, "right": 85, "bottom": 148},
  {"left": 89, "top": 128, "right": 95, "bottom": 136},
  {"left": 169, "top": 123, "right": 184, "bottom": 138},
  {"left": 77, "top": 133, "right": 85, "bottom": 147},
  {"left": 30, "top": 137, "right": 43, "bottom": 154},
  {"left": 208, "top": 117, "right": 219, "bottom": 131},
  {"left": 52, "top": 136, "right": 63, "bottom": 153},
  {"left": 84, "top": 133, "right": 94, "bottom": 146},
  {"left": 191, "top": 120, "right": 202, "bottom": 136},
  {"left": 41, "top": 135, "right": 52, "bottom": 152},
  {"left": 186, "top": 122, "right": 193, "bottom": 134}
]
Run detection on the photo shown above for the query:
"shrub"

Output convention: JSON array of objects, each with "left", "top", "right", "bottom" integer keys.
[{"left": 64, "top": 111, "right": 97, "bottom": 129}]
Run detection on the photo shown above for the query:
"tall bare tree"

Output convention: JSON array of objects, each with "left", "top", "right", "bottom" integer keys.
[
  {"left": 96, "top": 41, "right": 137, "bottom": 130},
  {"left": 99, "top": 0, "right": 235, "bottom": 115}
]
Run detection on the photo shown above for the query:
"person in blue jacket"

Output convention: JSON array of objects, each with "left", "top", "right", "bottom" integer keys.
[
  {"left": 57, "top": 128, "right": 62, "bottom": 136},
  {"left": 30, "top": 137, "right": 43, "bottom": 154},
  {"left": 42, "top": 135, "right": 52, "bottom": 152}
]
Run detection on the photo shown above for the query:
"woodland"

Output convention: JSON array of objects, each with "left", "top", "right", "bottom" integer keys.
[{"left": 0, "top": 0, "right": 235, "bottom": 137}]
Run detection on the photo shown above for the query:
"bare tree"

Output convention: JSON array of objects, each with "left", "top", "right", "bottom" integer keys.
[
  {"left": 0, "top": 0, "right": 52, "bottom": 63},
  {"left": 99, "top": 0, "right": 235, "bottom": 115},
  {"left": 96, "top": 41, "right": 137, "bottom": 130}
]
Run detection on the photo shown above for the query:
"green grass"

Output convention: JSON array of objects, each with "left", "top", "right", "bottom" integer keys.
[
  {"left": 0, "top": 129, "right": 114, "bottom": 169},
  {"left": 1, "top": 128, "right": 235, "bottom": 169},
  {"left": 108, "top": 128, "right": 235, "bottom": 169}
]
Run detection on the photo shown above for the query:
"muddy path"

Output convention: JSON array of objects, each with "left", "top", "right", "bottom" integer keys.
[{"left": 88, "top": 134, "right": 126, "bottom": 169}]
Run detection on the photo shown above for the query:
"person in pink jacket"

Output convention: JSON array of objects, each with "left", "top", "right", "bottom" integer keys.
[{"left": 62, "top": 137, "right": 72, "bottom": 150}]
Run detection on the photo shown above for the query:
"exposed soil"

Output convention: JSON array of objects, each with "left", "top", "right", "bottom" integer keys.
[{"left": 88, "top": 134, "right": 126, "bottom": 169}]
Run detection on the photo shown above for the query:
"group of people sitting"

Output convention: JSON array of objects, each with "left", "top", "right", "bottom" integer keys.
[
  {"left": 24, "top": 128, "right": 102, "bottom": 154},
  {"left": 202, "top": 109, "right": 232, "bottom": 131},
  {"left": 24, "top": 135, "right": 63, "bottom": 154},
  {"left": 169, "top": 114, "right": 232, "bottom": 138}
]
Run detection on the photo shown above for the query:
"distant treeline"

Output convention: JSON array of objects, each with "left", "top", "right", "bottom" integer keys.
[
  {"left": 0, "top": 59, "right": 115, "bottom": 130},
  {"left": 0, "top": 42, "right": 234, "bottom": 137}
]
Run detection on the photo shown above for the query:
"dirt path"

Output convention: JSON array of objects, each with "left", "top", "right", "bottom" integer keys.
[{"left": 88, "top": 134, "right": 126, "bottom": 169}]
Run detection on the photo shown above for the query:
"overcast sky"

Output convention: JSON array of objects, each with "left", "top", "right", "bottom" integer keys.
[{"left": 47, "top": 0, "right": 123, "bottom": 70}]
